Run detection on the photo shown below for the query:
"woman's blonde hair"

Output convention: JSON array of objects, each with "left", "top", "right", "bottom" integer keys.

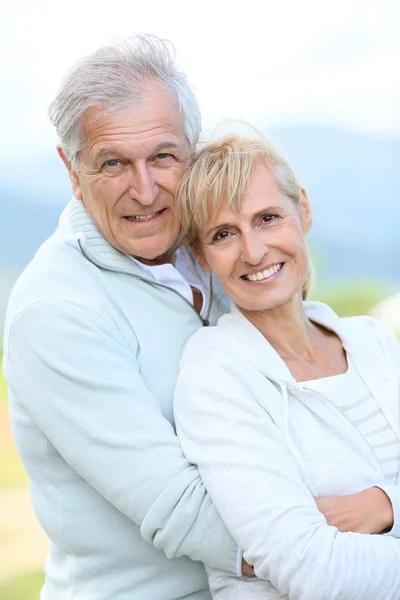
[
  {"left": 177, "top": 134, "right": 301, "bottom": 245},
  {"left": 177, "top": 133, "right": 314, "bottom": 299}
]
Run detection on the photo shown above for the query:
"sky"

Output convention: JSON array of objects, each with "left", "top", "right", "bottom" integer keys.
[{"left": 1, "top": 0, "right": 399, "bottom": 165}]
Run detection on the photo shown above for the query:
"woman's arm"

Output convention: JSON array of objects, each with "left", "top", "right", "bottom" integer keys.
[{"left": 175, "top": 348, "right": 400, "bottom": 600}]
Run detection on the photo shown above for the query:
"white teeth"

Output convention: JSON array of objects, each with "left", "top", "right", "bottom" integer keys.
[
  {"left": 244, "top": 263, "right": 282, "bottom": 282},
  {"left": 126, "top": 211, "right": 160, "bottom": 221}
]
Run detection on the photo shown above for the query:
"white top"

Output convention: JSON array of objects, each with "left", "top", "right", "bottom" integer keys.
[
  {"left": 303, "top": 356, "right": 400, "bottom": 485},
  {"left": 175, "top": 302, "right": 400, "bottom": 600},
  {"left": 130, "top": 248, "right": 208, "bottom": 318}
]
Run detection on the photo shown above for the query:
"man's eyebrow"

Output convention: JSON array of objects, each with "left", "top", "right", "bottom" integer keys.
[
  {"left": 152, "top": 140, "right": 182, "bottom": 154},
  {"left": 93, "top": 147, "right": 125, "bottom": 161},
  {"left": 93, "top": 141, "right": 183, "bottom": 161}
]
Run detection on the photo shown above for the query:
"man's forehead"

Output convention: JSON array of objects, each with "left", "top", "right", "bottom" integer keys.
[
  {"left": 81, "top": 103, "right": 188, "bottom": 159},
  {"left": 94, "top": 139, "right": 184, "bottom": 156}
]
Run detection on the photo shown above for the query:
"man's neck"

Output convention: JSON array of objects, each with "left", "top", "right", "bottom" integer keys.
[{"left": 133, "top": 250, "right": 176, "bottom": 267}]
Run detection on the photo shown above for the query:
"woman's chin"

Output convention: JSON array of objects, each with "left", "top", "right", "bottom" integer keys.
[{"left": 233, "top": 288, "right": 299, "bottom": 313}]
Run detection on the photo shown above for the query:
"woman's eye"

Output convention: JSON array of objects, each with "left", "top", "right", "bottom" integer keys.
[
  {"left": 261, "top": 214, "right": 278, "bottom": 224},
  {"left": 214, "top": 230, "right": 231, "bottom": 242}
]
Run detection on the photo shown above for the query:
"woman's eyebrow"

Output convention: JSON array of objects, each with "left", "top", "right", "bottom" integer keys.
[
  {"left": 205, "top": 206, "right": 282, "bottom": 237},
  {"left": 251, "top": 206, "right": 282, "bottom": 220},
  {"left": 205, "top": 222, "right": 232, "bottom": 238}
]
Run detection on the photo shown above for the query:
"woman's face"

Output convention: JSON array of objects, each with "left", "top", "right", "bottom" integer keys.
[{"left": 196, "top": 163, "right": 312, "bottom": 312}]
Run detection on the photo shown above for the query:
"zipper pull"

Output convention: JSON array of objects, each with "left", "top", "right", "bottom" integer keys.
[{"left": 202, "top": 319, "right": 209, "bottom": 327}]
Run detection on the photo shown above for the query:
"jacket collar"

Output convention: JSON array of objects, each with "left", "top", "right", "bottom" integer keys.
[
  {"left": 225, "top": 301, "right": 400, "bottom": 436},
  {"left": 58, "top": 198, "right": 161, "bottom": 277},
  {"left": 224, "top": 301, "right": 391, "bottom": 385},
  {"left": 302, "top": 302, "right": 400, "bottom": 433}
]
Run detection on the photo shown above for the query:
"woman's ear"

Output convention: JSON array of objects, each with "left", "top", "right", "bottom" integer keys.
[
  {"left": 191, "top": 239, "right": 211, "bottom": 272},
  {"left": 299, "top": 188, "right": 313, "bottom": 234}
]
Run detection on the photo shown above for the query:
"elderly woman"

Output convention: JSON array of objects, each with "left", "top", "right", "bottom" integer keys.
[{"left": 174, "top": 135, "right": 400, "bottom": 600}]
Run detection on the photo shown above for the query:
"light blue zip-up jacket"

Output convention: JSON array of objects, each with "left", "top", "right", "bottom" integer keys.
[{"left": 3, "top": 198, "right": 237, "bottom": 600}]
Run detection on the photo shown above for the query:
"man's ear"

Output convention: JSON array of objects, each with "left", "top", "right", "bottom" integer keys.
[
  {"left": 191, "top": 239, "right": 211, "bottom": 272},
  {"left": 57, "top": 146, "right": 83, "bottom": 201},
  {"left": 299, "top": 188, "right": 312, "bottom": 234}
]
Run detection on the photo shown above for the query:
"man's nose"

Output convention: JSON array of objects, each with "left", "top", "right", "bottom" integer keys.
[
  {"left": 128, "top": 164, "right": 159, "bottom": 206},
  {"left": 240, "top": 232, "right": 268, "bottom": 265}
]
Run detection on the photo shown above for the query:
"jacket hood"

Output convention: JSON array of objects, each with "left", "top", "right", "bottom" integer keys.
[{"left": 214, "top": 300, "right": 392, "bottom": 388}]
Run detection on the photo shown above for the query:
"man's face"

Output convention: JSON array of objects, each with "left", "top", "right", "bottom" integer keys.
[{"left": 63, "top": 82, "right": 191, "bottom": 263}]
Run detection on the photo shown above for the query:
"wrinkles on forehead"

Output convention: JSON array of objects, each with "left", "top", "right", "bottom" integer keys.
[
  {"left": 78, "top": 115, "right": 190, "bottom": 172},
  {"left": 79, "top": 80, "right": 187, "bottom": 161}
]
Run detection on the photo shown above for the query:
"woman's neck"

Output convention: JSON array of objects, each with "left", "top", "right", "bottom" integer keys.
[{"left": 240, "top": 293, "right": 317, "bottom": 361}]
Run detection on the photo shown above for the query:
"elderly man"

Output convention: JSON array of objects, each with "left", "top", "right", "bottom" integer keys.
[{"left": 3, "top": 35, "right": 241, "bottom": 600}]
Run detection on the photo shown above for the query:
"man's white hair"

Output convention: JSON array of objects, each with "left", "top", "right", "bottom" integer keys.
[{"left": 49, "top": 34, "right": 202, "bottom": 170}]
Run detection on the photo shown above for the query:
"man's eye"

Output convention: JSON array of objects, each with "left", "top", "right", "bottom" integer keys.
[
  {"left": 156, "top": 153, "right": 172, "bottom": 160},
  {"left": 105, "top": 159, "right": 121, "bottom": 168}
]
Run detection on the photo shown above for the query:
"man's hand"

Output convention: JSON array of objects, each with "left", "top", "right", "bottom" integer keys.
[
  {"left": 315, "top": 487, "right": 394, "bottom": 534},
  {"left": 241, "top": 558, "right": 255, "bottom": 576}
]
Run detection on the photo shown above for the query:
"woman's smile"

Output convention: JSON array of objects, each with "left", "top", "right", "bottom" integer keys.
[
  {"left": 195, "top": 163, "right": 311, "bottom": 313},
  {"left": 241, "top": 262, "right": 284, "bottom": 283}
]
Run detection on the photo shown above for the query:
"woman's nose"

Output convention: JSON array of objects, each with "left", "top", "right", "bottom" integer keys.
[{"left": 240, "top": 233, "right": 268, "bottom": 265}]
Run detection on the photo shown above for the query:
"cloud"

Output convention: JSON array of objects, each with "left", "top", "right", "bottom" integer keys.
[{"left": 1, "top": 0, "right": 399, "bottom": 161}]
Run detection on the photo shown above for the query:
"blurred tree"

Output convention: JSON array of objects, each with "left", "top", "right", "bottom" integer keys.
[{"left": 311, "top": 280, "right": 390, "bottom": 317}]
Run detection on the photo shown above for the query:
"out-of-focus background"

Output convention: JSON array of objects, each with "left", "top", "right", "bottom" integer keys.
[{"left": 0, "top": 0, "right": 399, "bottom": 596}]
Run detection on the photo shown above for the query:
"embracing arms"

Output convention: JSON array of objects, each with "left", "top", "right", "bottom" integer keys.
[{"left": 3, "top": 299, "right": 238, "bottom": 572}]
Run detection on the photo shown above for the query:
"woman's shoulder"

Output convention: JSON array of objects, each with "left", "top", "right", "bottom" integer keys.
[
  {"left": 305, "top": 300, "right": 399, "bottom": 361},
  {"left": 183, "top": 303, "right": 265, "bottom": 363}
]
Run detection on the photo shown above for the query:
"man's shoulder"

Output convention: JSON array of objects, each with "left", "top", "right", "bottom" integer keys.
[{"left": 8, "top": 234, "right": 85, "bottom": 311}]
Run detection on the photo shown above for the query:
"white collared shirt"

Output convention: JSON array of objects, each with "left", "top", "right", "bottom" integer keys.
[{"left": 129, "top": 248, "right": 209, "bottom": 318}]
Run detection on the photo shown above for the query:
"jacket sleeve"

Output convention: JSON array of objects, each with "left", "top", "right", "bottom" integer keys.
[
  {"left": 368, "top": 317, "right": 400, "bottom": 538},
  {"left": 4, "top": 299, "right": 237, "bottom": 572},
  {"left": 375, "top": 485, "right": 400, "bottom": 537},
  {"left": 174, "top": 349, "right": 400, "bottom": 600}
]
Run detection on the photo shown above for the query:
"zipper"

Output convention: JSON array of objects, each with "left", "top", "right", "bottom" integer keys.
[{"left": 77, "top": 239, "right": 213, "bottom": 327}]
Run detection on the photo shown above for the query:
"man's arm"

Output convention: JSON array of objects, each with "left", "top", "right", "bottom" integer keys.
[{"left": 4, "top": 299, "right": 237, "bottom": 572}]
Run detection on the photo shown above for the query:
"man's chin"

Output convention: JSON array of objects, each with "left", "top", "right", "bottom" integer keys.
[{"left": 127, "top": 241, "right": 178, "bottom": 266}]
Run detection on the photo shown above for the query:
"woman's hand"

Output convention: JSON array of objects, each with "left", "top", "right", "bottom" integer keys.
[{"left": 315, "top": 487, "right": 394, "bottom": 534}]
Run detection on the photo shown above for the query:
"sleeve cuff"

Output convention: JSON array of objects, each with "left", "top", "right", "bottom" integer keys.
[
  {"left": 236, "top": 548, "right": 243, "bottom": 577},
  {"left": 374, "top": 484, "right": 400, "bottom": 538}
]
